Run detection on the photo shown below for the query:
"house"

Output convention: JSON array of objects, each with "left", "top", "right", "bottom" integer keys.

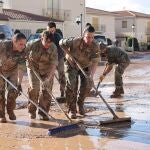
[
  {"left": 86, "top": 7, "right": 116, "bottom": 41},
  {"left": 0, "top": 1, "right": 63, "bottom": 38},
  {"left": 3, "top": 0, "right": 86, "bottom": 37},
  {"left": 113, "top": 10, "right": 150, "bottom": 47}
]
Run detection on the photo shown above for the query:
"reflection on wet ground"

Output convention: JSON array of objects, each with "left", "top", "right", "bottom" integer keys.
[{"left": 85, "top": 120, "right": 150, "bottom": 144}]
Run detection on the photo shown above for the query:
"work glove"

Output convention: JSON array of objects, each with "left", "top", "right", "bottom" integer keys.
[
  {"left": 99, "top": 74, "right": 106, "bottom": 82},
  {"left": 17, "top": 84, "right": 22, "bottom": 95}
]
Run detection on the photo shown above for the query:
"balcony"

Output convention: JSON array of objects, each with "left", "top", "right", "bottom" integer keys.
[
  {"left": 43, "top": 8, "right": 71, "bottom": 21},
  {"left": 92, "top": 23, "right": 106, "bottom": 34},
  {"left": 145, "top": 30, "right": 150, "bottom": 35}
]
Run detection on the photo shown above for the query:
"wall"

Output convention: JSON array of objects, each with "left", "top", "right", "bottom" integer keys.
[
  {"left": 136, "top": 18, "right": 148, "bottom": 42},
  {"left": 3, "top": 0, "right": 45, "bottom": 15},
  {"left": 86, "top": 14, "right": 115, "bottom": 40},
  {"left": 60, "top": 0, "right": 85, "bottom": 37},
  {"left": 3, "top": 0, "right": 86, "bottom": 38},
  {"left": 9, "top": 20, "right": 63, "bottom": 38}
]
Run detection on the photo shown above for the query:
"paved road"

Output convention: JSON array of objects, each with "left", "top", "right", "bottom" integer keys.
[{"left": 0, "top": 52, "right": 150, "bottom": 150}]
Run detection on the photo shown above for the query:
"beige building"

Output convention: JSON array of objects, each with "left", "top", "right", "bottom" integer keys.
[
  {"left": 113, "top": 10, "right": 150, "bottom": 47},
  {"left": 3, "top": 0, "right": 86, "bottom": 37},
  {"left": 86, "top": 7, "right": 116, "bottom": 41}
]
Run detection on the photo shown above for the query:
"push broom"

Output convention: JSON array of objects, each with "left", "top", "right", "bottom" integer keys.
[
  {"left": 64, "top": 49, "right": 131, "bottom": 125},
  {"left": 31, "top": 68, "right": 82, "bottom": 135},
  {"left": 0, "top": 73, "right": 81, "bottom": 136},
  {"left": 90, "top": 64, "right": 108, "bottom": 97}
]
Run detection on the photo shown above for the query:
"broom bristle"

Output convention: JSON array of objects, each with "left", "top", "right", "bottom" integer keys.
[
  {"left": 99, "top": 117, "right": 131, "bottom": 126},
  {"left": 48, "top": 123, "right": 81, "bottom": 136}
]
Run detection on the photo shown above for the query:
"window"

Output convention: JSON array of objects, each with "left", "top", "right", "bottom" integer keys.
[
  {"left": 122, "top": 21, "right": 127, "bottom": 28},
  {"left": 92, "top": 17, "right": 99, "bottom": 31}
]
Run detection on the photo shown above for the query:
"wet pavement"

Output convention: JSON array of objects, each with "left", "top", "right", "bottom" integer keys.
[{"left": 0, "top": 52, "right": 150, "bottom": 150}]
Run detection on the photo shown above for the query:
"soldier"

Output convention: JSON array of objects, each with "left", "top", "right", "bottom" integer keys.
[
  {"left": 0, "top": 33, "right": 27, "bottom": 123},
  {"left": 99, "top": 43, "right": 130, "bottom": 98},
  {"left": 59, "top": 25, "right": 100, "bottom": 119},
  {"left": 26, "top": 31, "right": 58, "bottom": 120},
  {"left": 47, "top": 21, "right": 66, "bottom": 100}
]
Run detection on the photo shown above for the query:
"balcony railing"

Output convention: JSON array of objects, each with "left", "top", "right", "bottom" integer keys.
[
  {"left": 92, "top": 23, "right": 106, "bottom": 33},
  {"left": 43, "top": 8, "right": 71, "bottom": 21},
  {"left": 145, "top": 29, "right": 150, "bottom": 35}
]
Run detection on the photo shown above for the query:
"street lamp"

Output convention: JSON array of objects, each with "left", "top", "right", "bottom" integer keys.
[
  {"left": 132, "top": 24, "right": 135, "bottom": 53},
  {"left": 76, "top": 14, "right": 83, "bottom": 36}
]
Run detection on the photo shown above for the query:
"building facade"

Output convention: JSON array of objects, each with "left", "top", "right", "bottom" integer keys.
[
  {"left": 86, "top": 7, "right": 116, "bottom": 41},
  {"left": 114, "top": 10, "right": 150, "bottom": 47},
  {"left": 3, "top": 0, "right": 86, "bottom": 37}
]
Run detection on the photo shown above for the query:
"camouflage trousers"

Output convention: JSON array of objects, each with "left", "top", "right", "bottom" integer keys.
[
  {"left": 115, "top": 62, "right": 130, "bottom": 89},
  {"left": 27, "top": 67, "right": 53, "bottom": 117},
  {"left": 65, "top": 62, "right": 92, "bottom": 113},
  {"left": 0, "top": 70, "right": 18, "bottom": 118},
  {"left": 57, "top": 57, "right": 66, "bottom": 94}
]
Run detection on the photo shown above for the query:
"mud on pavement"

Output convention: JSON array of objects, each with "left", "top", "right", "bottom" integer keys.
[{"left": 0, "top": 52, "right": 150, "bottom": 150}]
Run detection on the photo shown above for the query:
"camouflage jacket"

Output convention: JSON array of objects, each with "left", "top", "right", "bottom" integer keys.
[
  {"left": 107, "top": 46, "right": 130, "bottom": 65},
  {"left": 27, "top": 40, "right": 58, "bottom": 75},
  {"left": 60, "top": 37, "right": 100, "bottom": 68},
  {"left": 0, "top": 40, "right": 26, "bottom": 73}
]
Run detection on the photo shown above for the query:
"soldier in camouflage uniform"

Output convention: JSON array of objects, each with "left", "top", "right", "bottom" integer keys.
[
  {"left": 47, "top": 21, "right": 66, "bottom": 99},
  {"left": 99, "top": 43, "right": 130, "bottom": 98},
  {"left": 59, "top": 25, "right": 100, "bottom": 119},
  {"left": 0, "top": 33, "right": 27, "bottom": 123},
  {"left": 26, "top": 31, "right": 58, "bottom": 120}
]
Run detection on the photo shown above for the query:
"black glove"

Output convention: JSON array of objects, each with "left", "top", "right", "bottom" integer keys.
[{"left": 17, "top": 84, "right": 22, "bottom": 95}]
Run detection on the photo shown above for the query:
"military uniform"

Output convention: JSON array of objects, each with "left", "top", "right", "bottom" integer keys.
[
  {"left": 53, "top": 32, "right": 66, "bottom": 97},
  {"left": 26, "top": 39, "right": 58, "bottom": 120},
  {"left": 0, "top": 40, "right": 26, "bottom": 121},
  {"left": 106, "top": 46, "right": 130, "bottom": 96},
  {"left": 60, "top": 37, "right": 100, "bottom": 117}
]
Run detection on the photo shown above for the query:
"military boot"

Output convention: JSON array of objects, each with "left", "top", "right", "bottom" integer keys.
[
  {"left": 39, "top": 114, "right": 49, "bottom": 121},
  {"left": 0, "top": 112, "right": 6, "bottom": 123},
  {"left": 7, "top": 100, "right": 16, "bottom": 120},
  {"left": 110, "top": 88, "right": 123, "bottom": 98},
  {"left": 113, "top": 87, "right": 124, "bottom": 94},
  {"left": 29, "top": 112, "right": 36, "bottom": 119},
  {"left": 8, "top": 111, "right": 16, "bottom": 120},
  {"left": 68, "top": 102, "right": 77, "bottom": 119},
  {"left": 56, "top": 91, "right": 66, "bottom": 103},
  {"left": 0, "top": 95, "right": 6, "bottom": 123},
  {"left": 68, "top": 111, "right": 77, "bottom": 119},
  {"left": 61, "top": 91, "right": 64, "bottom": 97},
  {"left": 7, "top": 90, "right": 18, "bottom": 120},
  {"left": 77, "top": 102, "right": 85, "bottom": 115}
]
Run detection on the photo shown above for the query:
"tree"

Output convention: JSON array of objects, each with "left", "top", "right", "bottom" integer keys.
[{"left": 126, "top": 37, "right": 140, "bottom": 51}]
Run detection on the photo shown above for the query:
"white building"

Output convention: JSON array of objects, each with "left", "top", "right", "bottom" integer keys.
[
  {"left": 113, "top": 10, "right": 150, "bottom": 47},
  {"left": 86, "top": 7, "right": 116, "bottom": 41},
  {"left": 3, "top": 0, "right": 86, "bottom": 37}
]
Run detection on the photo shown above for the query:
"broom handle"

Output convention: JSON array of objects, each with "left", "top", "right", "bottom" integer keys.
[
  {"left": 96, "top": 64, "right": 108, "bottom": 90},
  {"left": 96, "top": 81, "right": 101, "bottom": 91},
  {"left": 64, "top": 49, "right": 119, "bottom": 119},
  {"left": 31, "top": 68, "right": 73, "bottom": 122},
  {"left": 0, "top": 74, "right": 55, "bottom": 121}
]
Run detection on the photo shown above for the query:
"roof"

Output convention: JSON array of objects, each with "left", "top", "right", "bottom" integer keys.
[
  {"left": 0, "top": 9, "right": 63, "bottom": 22},
  {"left": 0, "top": 13, "right": 9, "bottom": 21},
  {"left": 112, "top": 10, "right": 150, "bottom": 18},
  {"left": 86, "top": 7, "right": 118, "bottom": 16}
]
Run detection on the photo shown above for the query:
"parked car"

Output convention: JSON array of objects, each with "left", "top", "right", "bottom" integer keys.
[
  {"left": 27, "top": 33, "right": 41, "bottom": 43},
  {"left": 0, "top": 24, "right": 13, "bottom": 39},
  {"left": 94, "top": 34, "right": 107, "bottom": 45}
]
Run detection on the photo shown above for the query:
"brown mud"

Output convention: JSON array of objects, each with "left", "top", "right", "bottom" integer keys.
[{"left": 0, "top": 52, "right": 150, "bottom": 150}]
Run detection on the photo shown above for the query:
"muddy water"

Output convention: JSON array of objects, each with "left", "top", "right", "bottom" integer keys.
[{"left": 0, "top": 53, "right": 150, "bottom": 150}]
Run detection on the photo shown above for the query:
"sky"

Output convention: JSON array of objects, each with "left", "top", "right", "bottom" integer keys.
[{"left": 85, "top": 0, "right": 150, "bottom": 14}]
